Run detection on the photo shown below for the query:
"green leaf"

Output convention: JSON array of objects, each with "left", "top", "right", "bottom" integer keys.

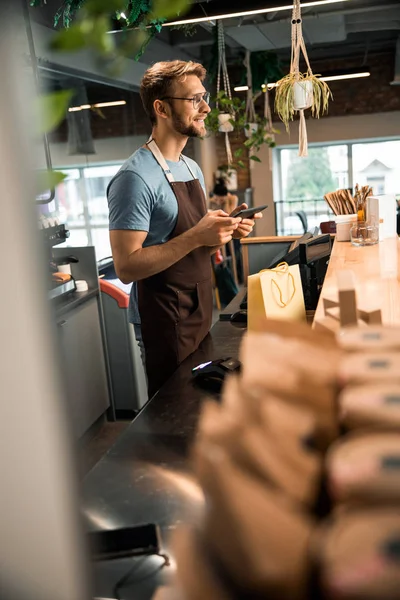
[
  {"left": 36, "top": 170, "right": 67, "bottom": 195},
  {"left": 237, "top": 160, "right": 245, "bottom": 169},
  {"left": 35, "top": 90, "right": 72, "bottom": 135},
  {"left": 249, "top": 155, "right": 262, "bottom": 162},
  {"left": 244, "top": 139, "right": 253, "bottom": 147},
  {"left": 151, "top": 0, "right": 190, "bottom": 19},
  {"left": 84, "top": 0, "right": 126, "bottom": 15},
  {"left": 50, "top": 23, "right": 87, "bottom": 52},
  {"left": 234, "top": 147, "right": 244, "bottom": 158},
  {"left": 90, "top": 16, "right": 115, "bottom": 54}
]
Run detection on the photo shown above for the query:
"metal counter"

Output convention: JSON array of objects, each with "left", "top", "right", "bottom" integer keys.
[{"left": 82, "top": 291, "right": 246, "bottom": 599}]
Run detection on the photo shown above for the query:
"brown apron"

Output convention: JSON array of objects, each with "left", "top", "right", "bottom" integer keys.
[{"left": 137, "top": 139, "right": 213, "bottom": 398}]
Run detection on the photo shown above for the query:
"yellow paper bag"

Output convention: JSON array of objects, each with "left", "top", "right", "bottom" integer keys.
[{"left": 248, "top": 262, "right": 305, "bottom": 330}]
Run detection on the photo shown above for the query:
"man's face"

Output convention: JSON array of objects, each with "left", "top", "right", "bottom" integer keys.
[{"left": 165, "top": 75, "right": 210, "bottom": 138}]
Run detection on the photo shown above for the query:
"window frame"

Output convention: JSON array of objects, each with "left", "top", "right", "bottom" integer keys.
[{"left": 275, "top": 136, "right": 400, "bottom": 235}]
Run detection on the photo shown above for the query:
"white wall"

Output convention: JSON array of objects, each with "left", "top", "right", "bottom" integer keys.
[{"left": 251, "top": 111, "right": 400, "bottom": 236}]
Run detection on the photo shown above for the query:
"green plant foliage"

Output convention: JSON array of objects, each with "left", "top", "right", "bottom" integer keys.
[
  {"left": 205, "top": 91, "right": 277, "bottom": 170},
  {"left": 275, "top": 72, "right": 332, "bottom": 132},
  {"left": 36, "top": 170, "right": 67, "bottom": 196},
  {"left": 237, "top": 51, "right": 284, "bottom": 91},
  {"left": 34, "top": 90, "right": 73, "bottom": 135},
  {"left": 286, "top": 147, "right": 336, "bottom": 200},
  {"left": 34, "top": 0, "right": 190, "bottom": 66},
  {"left": 151, "top": 0, "right": 189, "bottom": 19}
]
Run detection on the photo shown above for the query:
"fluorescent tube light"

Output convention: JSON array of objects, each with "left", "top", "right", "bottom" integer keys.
[
  {"left": 320, "top": 71, "right": 370, "bottom": 82},
  {"left": 93, "top": 100, "right": 127, "bottom": 108},
  {"left": 68, "top": 100, "right": 126, "bottom": 112},
  {"left": 233, "top": 71, "right": 371, "bottom": 93},
  {"left": 163, "top": 0, "right": 352, "bottom": 27}
]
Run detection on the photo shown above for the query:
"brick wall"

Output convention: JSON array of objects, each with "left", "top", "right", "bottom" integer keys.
[{"left": 307, "top": 52, "right": 400, "bottom": 117}]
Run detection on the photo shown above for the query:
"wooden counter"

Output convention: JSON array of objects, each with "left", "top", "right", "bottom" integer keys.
[{"left": 314, "top": 237, "right": 400, "bottom": 327}]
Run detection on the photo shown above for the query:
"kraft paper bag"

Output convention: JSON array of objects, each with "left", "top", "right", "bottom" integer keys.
[
  {"left": 194, "top": 441, "right": 313, "bottom": 599},
  {"left": 171, "top": 526, "right": 231, "bottom": 600},
  {"left": 248, "top": 262, "right": 306, "bottom": 331},
  {"left": 196, "top": 397, "right": 321, "bottom": 508}
]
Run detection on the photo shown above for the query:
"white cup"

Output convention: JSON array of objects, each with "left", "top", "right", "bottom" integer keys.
[{"left": 334, "top": 214, "right": 357, "bottom": 242}]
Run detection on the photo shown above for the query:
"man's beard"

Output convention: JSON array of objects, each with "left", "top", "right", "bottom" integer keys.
[{"left": 171, "top": 109, "right": 203, "bottom": 138}]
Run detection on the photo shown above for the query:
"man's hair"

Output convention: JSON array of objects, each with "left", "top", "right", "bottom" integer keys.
[{"left": 140, "top": 60, "right": 207, "bottom": 125}]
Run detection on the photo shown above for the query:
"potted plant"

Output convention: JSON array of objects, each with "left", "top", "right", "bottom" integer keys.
[
  {"left": 274, "top": 0, "right": 332, "bottom": 156},
  {"left": 275, "top": 71, "right": 331, "bottom": 131}
]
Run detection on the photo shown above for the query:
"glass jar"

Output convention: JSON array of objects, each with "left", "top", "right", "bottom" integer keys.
[{"left": 350, "top": 221, "right": 379, "bottom": 247}]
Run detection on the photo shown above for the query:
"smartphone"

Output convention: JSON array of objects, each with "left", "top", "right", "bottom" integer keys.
[
  {"left": 88, "top": 523, "right": 161, "bottom": 561},
  {"left": 234, "top": 204, "right": 268, "bottom": 219}
]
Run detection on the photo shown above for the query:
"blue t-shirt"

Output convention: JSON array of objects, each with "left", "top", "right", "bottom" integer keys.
[{"left": 107, "top": 146, "right": 206, "bottom": 324}]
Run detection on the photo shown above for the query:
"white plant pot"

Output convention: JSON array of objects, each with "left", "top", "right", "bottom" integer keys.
[
  {"left": 218, "top": 112, "right": 235, "bottom": 133},
  {"left": 216, "top": 168, "right": 237, "bottom": 191},
  {"left": 293, "top": 80, "right": 313, "bottom": 110},
  {"left": 245, "top": 122, "right": 258, "bottom": 138}
]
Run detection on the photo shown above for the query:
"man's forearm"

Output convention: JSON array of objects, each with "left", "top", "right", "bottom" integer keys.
[{"left": 119, "top": 229, "right": 200, "bottom": 283}]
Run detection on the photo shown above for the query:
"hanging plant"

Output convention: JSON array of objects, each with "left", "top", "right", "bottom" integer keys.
[
  {"left": 215, "top": 20, "right": 236, "bottom": 164},
  {"left": 239, "top": 51, "right": 278, "bottom": 164},
  {"left": 243, "top": 50, "right": 258, "bottom": 138},
  {"left": 274, "top": 0, "right": 332, "bottom": 157}
]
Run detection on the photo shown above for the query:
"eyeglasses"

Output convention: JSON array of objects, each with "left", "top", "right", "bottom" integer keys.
[{"left": 161, "top": 91, "right": 210, "bottom": 109}]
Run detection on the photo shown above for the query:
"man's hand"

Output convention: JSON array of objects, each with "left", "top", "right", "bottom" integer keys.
[
  {"left": 230, "top": 203, "right": 263, "bottom": 239},
  {"left": 192, "top": 210, "right": 242, "bottom": 247}
]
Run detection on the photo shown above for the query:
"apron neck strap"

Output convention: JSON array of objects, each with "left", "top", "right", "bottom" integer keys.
[{"left": 146, "top": 137, "right": 196, "bottom": 183}]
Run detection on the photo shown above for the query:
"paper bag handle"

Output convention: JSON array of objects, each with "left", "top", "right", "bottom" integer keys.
[{"left": 267, "top": 262, "right": 296, "bottom": 308}]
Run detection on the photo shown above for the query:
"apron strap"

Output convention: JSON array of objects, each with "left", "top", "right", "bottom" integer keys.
[
  {"left": 146, "top": 137, "right": 197, "bottom": 183},
  {"left": 180, "top": 155, "right": 197, "bottom": 179}
]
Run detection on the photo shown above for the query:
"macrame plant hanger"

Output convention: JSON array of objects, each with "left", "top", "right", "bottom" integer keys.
[
  {"left": 244, "top": 50, "right": 257, "bottom": 126},
  {"left": 264, "top": 79, "right": 274, "bottom": 171},
  {"left": 290, "top": 0, "right": 314, "bottom": 157},
  {"left": 216, "top": 20, "right": 233, "bottom": 165}
]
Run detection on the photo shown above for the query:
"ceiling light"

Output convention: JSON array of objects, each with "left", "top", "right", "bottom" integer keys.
[
  {"left": 68, "top": 100, "right": 126, "bottom": 112},
  {"left": 94, "top": 101, "right": 126, "bottom": 108},
  {"left": 320, "top": 71, "right": 370, "bottom": 82},
  {"left": 233, "top": 71, "right": 371, "bottom": 93},
  {"left": 163, "top": 0, "right": 352, "bottom": 27}
]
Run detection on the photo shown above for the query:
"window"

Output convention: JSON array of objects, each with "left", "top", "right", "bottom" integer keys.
[
  {"left": 277, "top": 145, "right": 348, "bottom": 235},
  {"left": 276, "top": 139, "right": 400, "bottom": 235},
  {"left": 52, "top": 164, "right": 122, "bottom": 261},
  {"left": 352, "top": 140, "right": 400, "bottom": 196}
]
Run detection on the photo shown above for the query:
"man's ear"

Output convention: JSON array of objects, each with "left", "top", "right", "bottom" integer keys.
[{"left": 153, "top": 99, "right": 169, "bottom": 120}]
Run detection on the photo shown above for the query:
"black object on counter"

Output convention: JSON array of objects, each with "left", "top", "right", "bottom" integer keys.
[
  {"left": 89, "top": 524, "right": 161, "bottom": 561},
  {"left": 192, "top": 357, "right": 241, "bottom": 394},
  {"left": 230, "top": 310, "right": 248, "bottom": 327}
]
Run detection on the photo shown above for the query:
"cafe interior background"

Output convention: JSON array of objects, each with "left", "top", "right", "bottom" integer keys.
[
  {"left": 2, "top": 1, "right": 400, "bottom": 599},
  {"left": 35, "top": 0, "right": 400, "bottom": 257}
]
